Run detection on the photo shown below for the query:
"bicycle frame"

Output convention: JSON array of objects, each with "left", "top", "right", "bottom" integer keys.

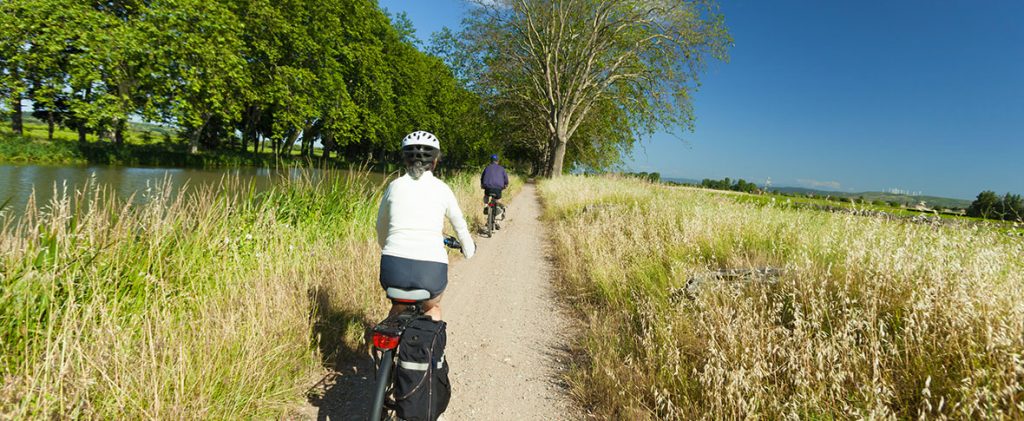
[
  {"left": 369, "top": 302, "right": 424, "bottom": 418},
  {"left": 485, "top": 195, "right": 497, "bottom": 237}
]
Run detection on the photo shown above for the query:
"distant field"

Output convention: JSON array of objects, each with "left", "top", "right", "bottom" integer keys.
[
  {"left": 541, "top": 175, "right": 1023, "bottom": 419},
  {"left": 735, "top": 190, "right": 1024, "bottom": 235}
]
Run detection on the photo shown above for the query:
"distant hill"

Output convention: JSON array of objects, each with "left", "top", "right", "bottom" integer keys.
[{"left": 770, "top": 186, "right": 971, "bottom": 209}]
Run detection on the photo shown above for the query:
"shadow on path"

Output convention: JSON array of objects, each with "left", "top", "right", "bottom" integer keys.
[
  {"left": 305, "top": 359, "right": 376, "bottom": 420},
  {"left": 305, "top": 286, "right": 378, "bottom": 420}
]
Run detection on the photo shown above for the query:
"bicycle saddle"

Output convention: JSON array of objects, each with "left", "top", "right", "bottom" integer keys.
[{"left": 386, "top": 287, "right": 431, "bottom": 302}]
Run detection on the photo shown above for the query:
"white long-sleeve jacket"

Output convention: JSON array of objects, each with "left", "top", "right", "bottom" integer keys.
[{"left": 375, "top": 171, "right": 476, "bottom": 263}]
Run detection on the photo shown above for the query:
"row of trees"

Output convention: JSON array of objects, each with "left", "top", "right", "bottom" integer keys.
[
  {"left": 700, "top": 177, "right": 759, "bottom": 193},
  {"left": 622, "top": 171, "right": 661, "bottom": 183},
  {"left": 0, "top": 0, "right": 493, "bottom": 166},
  {"left": 967, "top": 191, "right": 1023, "bottom": 222}
]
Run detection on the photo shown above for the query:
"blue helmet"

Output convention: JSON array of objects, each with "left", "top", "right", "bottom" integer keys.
[{"left": 490, "top": 154, "right": 499, "bottom": 160}]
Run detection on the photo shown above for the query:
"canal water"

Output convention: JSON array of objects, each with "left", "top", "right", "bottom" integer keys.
[{"left": 0, "top": 164, "right": 368, "bottom": 217}]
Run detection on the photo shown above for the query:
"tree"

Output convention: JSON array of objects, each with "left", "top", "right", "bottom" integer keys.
[
  {"left": 967, "top": 190, "right": 999, "bottom": 219},
  {"left": 463, "top": 0, "right": 730, "bottom": 176},
  {"left": 148, "top": 0, "right": 250, "bottom": 154},
  {"left": 67, "top": 1, "right": 164, "bottom": 145},
  {"left": 999, "top": 193, "right": 1023, "bottom": 222},
  {"left": 0, "top": 0, "right": 32, "bottom": 135},
  {"left": 22, "top": 0, "right": 98, "bottom": 141}
]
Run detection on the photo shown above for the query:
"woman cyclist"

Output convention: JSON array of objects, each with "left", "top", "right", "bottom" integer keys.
[{"left": 375, "top": 131, "right": 476, "bottom": 321}]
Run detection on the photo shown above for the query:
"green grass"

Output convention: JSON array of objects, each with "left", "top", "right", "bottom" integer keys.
[{"left": 541, "top": 175, "right": 1024, "bottom": 419}]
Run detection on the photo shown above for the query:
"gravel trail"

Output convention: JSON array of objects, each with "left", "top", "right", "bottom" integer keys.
[{"left": 300, "top": 183, "right": 574, "bottom": 420}]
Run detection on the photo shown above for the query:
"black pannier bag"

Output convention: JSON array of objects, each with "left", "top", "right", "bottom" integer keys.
[{"left": 391, "top": 317, "right": 451, "bottom": 421}]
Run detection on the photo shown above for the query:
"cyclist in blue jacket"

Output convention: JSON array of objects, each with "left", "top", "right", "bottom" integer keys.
[{"left": 480, "top": 154, "right": 508, "bottom": 219}]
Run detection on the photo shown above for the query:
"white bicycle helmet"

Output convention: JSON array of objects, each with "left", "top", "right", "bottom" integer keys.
[
  {"left": 400, "top": 131, "right": 440, "bottom": 179},
  {"left": 401, "top": 130, "right": 440, "bottom": 151}
]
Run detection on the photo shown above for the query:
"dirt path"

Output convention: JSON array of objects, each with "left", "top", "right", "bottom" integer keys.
[{"left": 300, "top": 184, "right": 574, "bottom": 420}]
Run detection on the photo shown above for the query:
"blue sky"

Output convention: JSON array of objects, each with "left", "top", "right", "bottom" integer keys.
[{"left": 380, "top": 0, "right": 1024, "bottom": 199}]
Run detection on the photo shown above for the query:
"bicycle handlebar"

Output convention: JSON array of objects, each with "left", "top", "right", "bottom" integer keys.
[{"left": 443, "top": 235, "right": 462, "bottom": 250}]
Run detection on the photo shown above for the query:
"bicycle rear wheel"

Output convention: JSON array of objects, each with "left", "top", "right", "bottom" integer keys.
[
  {"left": 486, "top": 205, "right": 495, "bottom": 237},
  {"left": 369, "top": 349, "right": 395, "bottom": 420}
]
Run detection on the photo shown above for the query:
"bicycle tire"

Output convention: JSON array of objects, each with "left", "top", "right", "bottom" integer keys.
[
  {"left": 486, "top": 204, "right": 495, "bottom": 237},
  {"left": 369, "top": 349, "right": 395, "bottom": 420}
]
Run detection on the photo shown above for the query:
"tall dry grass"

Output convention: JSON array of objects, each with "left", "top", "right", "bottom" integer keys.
[
  {"left": 0, "top": 168, "right": 517, "bottom": 418},
  {"left": 0, "top": 171, "right": 387, "bottom": 418},
  {"left": 541, "top": 175, "right": 1024, "bottom": 419}
]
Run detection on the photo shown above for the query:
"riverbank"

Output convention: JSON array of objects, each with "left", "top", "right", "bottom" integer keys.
[
  {"left": 0, "top": 129, "right": 332, "bottom": 168},
  {"left": 540, "top": 175, "right": 1024, "bottom": 419},
  {"left": 0, "top": 169, "right": 519, "bottom": 418}
]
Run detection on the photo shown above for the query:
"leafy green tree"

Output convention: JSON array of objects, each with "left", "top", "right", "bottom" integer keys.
[
  {"left": 733, "top": 179, "right": 757, "bottom": 193},
  {"left": 967, "top": 191, "right": 999, "bottom": 219},
  {"left": 565, "top": 99, "right": 637, "bottom": 172},
  {"left": 1000, "top": 193, "right": 1023, "bottom": 222},
  {"left": 0, "top": 0, "right": 32, "bottom": 135},
  {"left": 21, "top": 0, "right": 80, "bottom": 140},
  {"left": 69, "top": 2, "right": 165, "bottom": 144},
  {"left": 147, "top": 0, "right": 250, "bottom": 154},
  {"left": 463, "top": 0, "right": 731, "bottom": 176}
]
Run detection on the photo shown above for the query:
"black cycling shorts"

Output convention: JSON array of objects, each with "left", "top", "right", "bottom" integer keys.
[
  {"left": 379, "top": 255, "right": 448, "bottom": 298},
  {"left": 483, "top": 187, "right": 503, "bottom": 200}
]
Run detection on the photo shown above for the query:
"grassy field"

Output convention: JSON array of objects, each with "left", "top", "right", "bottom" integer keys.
[
  {"left": 737, "top": 191, "right": 1024, "bottom": 236},
  {"left": 540, "top": 175, "right": 1024, "bottom": 419},
  {"left": 0, "top": 167, "right": 515, "bottom": 418}
]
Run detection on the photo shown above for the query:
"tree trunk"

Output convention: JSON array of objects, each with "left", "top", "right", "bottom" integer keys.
[
  {"left": 10, "top": 93, "right": 23, "bottom": 135},
  {"left": 301, "top": 121, "right": 315, "bottom": 158},
  {"left": 47, "top": 112, "right": 55, "bottom": 141},
  {"left": 547, "top": 120, "right": 570, "bottom": 177},
  {"left": 243, "top": 105, "right": 259, "bottom": 155},
  {"left": 280, "top": 129, "right": 299, "bottom": 157},
  {"left": 78, "top": 85, "right": 91, "bottom": 143},
  {"left": 189, "top": 130, "right": 201, "bottom": 154},
  {"left": 189, "top": 116, "right": 210, "bottom": 155},
  {"left": 113, "top": 119, "right": 126, "bottom": 145},
  {"left": 549, "top": 139, "right": 567, "bottom": 176}
]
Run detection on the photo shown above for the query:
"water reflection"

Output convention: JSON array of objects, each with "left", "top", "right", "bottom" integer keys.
[{"left": 0, "top": 164, "right": 371, "bottom": 218}]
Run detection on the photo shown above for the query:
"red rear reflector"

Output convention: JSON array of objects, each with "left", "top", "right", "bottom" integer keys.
[
  {"left": 392, "top": 299, "right": 416, "bottom": 303},
  {"left": 373, "top": 333, "right": 400, "bottom": 350}
]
